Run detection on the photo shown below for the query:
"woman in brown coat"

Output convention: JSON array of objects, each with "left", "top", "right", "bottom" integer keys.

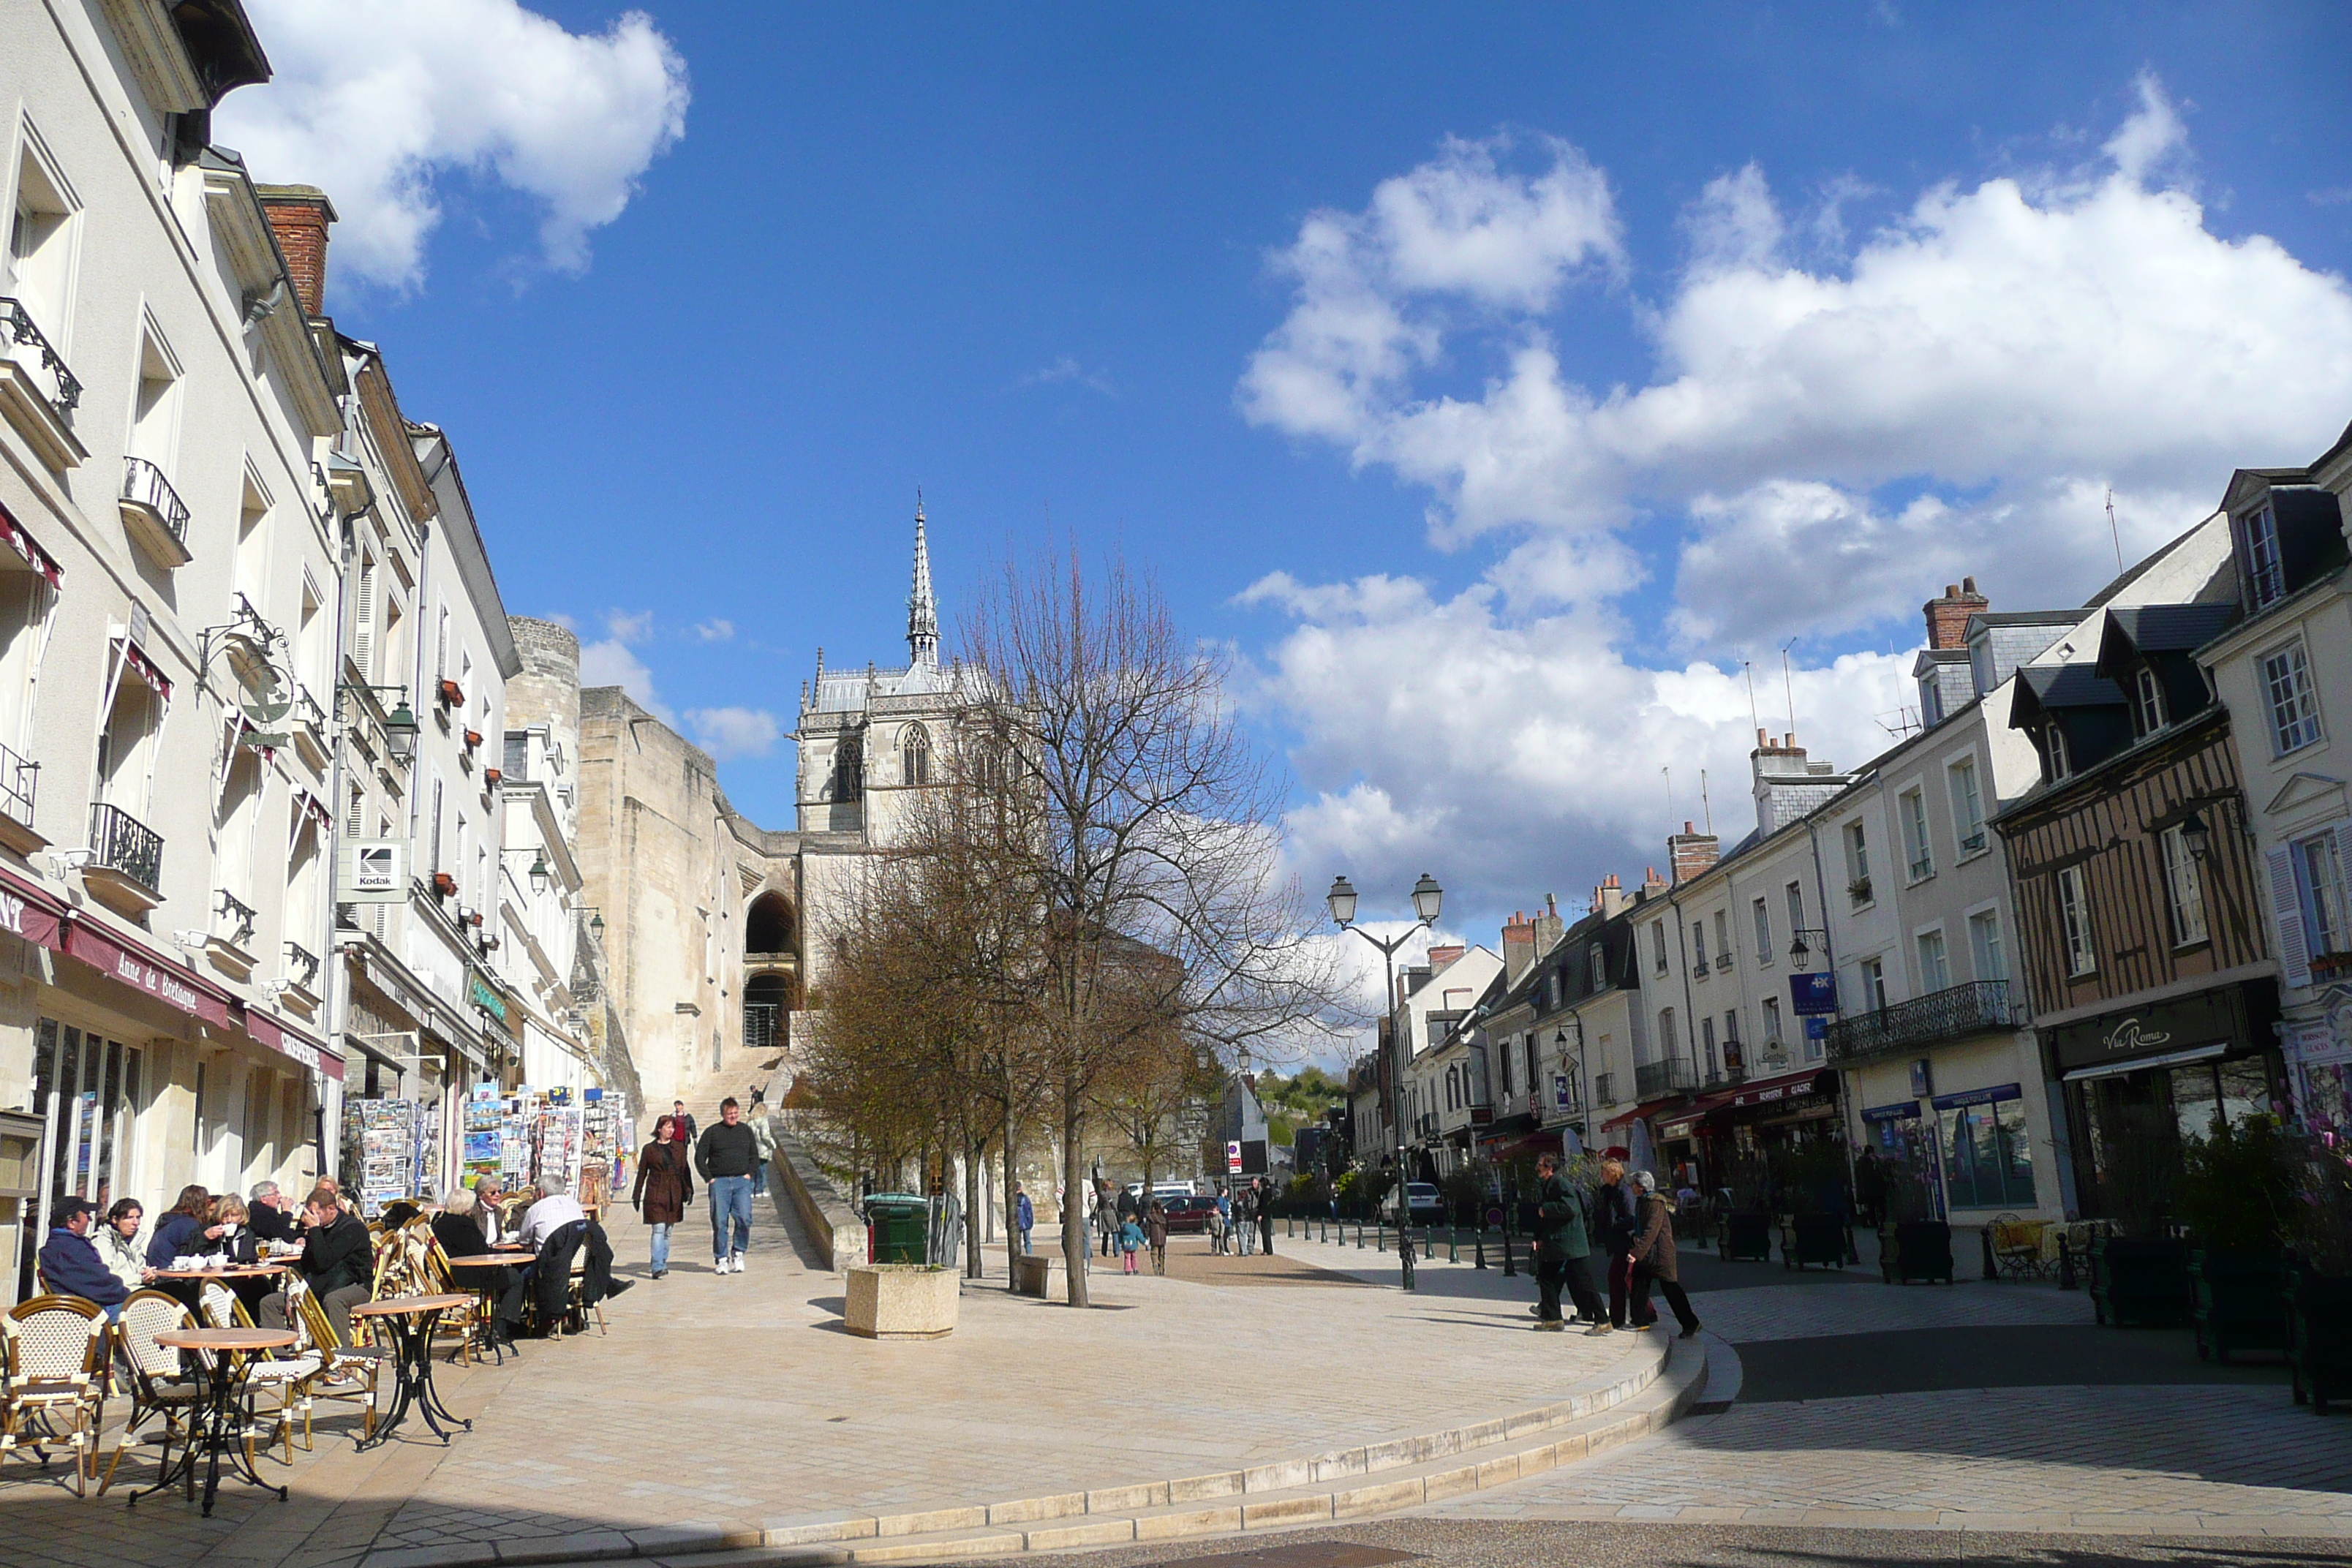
[
  {"left": 633, "top": 1113, "right": 694, "bottom": 1278},
  {"left": 1627, "top": 1171, "right": 1702, "bottom": 1338}
]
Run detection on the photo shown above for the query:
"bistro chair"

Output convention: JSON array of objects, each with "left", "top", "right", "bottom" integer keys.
[
  {"left": 1, "top": 1296, "right": 110, "bottom": 1496},
  {"left": 293, "top": 1284, "right": 384, "bottom": 1444},
  {"left": 370, "top": 1218, "right": 436, "bottom": 1298},
  {"left": 1989, "top": 1213, "right": 2051, "bottom": 1280},
  {"left": 96, "top": 1290, "right": 203, "bottom": 1496},
  {"left": 421, "top": 1233, "right": 494, "bottom": 1366}
]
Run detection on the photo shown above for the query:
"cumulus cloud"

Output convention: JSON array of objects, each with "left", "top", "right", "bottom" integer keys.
[
  {"left": 686, "top": 706, "right": 781, "bottom": 761},
  {"left": 216, "top": 0, "right": 689, "bottom": 290},
  {"left": 576, "top": 608, "right": 670, "bottom": 721},
  {"left": 1239, "top": 80, "right": 2352, "bottom": 917}
]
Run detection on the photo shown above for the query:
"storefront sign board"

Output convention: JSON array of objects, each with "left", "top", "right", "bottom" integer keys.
[{"left": 2043, "top": 981, "right": 2278, "bottom": 1077}]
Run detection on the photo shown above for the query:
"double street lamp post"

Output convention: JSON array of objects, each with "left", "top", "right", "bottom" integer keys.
[{"left": 1327, "top": 872, "right": 1442, "bottom": 1292}]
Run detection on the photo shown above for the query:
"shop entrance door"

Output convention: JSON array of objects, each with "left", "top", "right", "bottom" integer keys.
[{"left": 17, "top": 1021, "right": 143, "bottom": 1301}]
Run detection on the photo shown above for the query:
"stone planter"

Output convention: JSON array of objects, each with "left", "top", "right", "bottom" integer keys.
[
  {"left": 1719, "top": 1210, "right": 1773, "bottom": 1262},
  {"left": 1782, "top": 1212, "right": 1850, "bottom": 1270},
  {"left": 1881, "top": 1220, "right": 1955, "bottom": 1284},
  {"left": 1010, "top": 1254, "right": 1052, "bottom": 1298},
  {"left": 2088, "top": 1234, "right": 2190, "bottom": 1327},
  {"left": 2288, "top": 1264, "right": 2352, "bottom": 1412},
  {"left": 844, "top": 1263, "right": 959, "bottom": 1340},
  {"left": 2190, "top": 1248, "right": 2288, "bottom": 1362}
]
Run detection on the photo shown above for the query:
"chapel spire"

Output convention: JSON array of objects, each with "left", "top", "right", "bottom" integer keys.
[{"left": 907, "top": 492, "right": 939, "bottom": 666}]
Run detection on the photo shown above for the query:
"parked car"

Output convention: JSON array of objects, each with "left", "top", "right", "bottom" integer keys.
[
  {"left": 1389, "top": 1182, "right": 1443, "bottom": 1224},
  {"left": 1161, "top": 1194, "right": 1218, "bottom": 1234}
]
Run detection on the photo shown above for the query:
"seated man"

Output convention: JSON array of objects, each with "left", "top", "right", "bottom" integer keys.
[
  {"left": 513, "top": 1173, "right": 585, "bottom": 1254},
  {"left": 259, "top": 1186, "right": 373, "bottom": 1347},
  {"left": 39, "top": 1197, "right": 129, "bottom": 1321},
  {"left": 247, "top": 1180, "right": 303, "bottom": 1247},
  {"left": 432, "top": 1188, "right": 527, "bottom": 1342}
]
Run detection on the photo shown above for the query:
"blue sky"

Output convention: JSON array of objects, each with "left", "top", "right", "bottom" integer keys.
[{"left": 220, "top": 2, "right": 2352, "bottom": 962}]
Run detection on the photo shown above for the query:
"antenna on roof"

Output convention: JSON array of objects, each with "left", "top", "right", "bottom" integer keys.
[
  {"left": 2106, "top": 486, "right": 2125, "bottom": 573},
  {"left": 1744, "top": 660, "right": 1760, "bottom": 737},
  {"left": 1661, "top": 764, "right": 1672, "bottom": 830},
  {"left": 1700, "top": 769, "right": 1712, "bottom": 834},
  {"left": 1780, "top": 641, "right": 1798, "bottom": 744}
]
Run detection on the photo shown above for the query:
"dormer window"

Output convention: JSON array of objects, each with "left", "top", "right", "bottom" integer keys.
[
  {"left": 2133, "top": 666, "right": 2166, "bottom": 736},
  {"left": 2046, "top": 722, "right": 2071, "bottom": 783},
  {"left": 2245, "top": 505, "right": 2285, "bottom": 608}
]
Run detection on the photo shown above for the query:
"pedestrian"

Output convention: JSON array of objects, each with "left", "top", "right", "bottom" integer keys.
[
  {"left": 1210, "top": 1183, "right": 1231, "bottom": 1254},
  {"left": 1014, "top": 1183, "right": 1034, "bottom": 1256},
  {"left": 1231, "top": 1181, "right": 1254, "bottom": 1255},
  {"left": 1252, "top": 1175, "right": 1275, "bottom": 1256},
  {"left": 670, "top": 1099, "right": 699, "bottom": 1149},
  {"left": 1852, "top": 1146, "right": 1887, "bottom": 1229},
  {"left": 39, "top": 1197, "right": 128, "bottom": 1322},
  {"left": 1096, "top": 1178, "right": 1117, "bottom": 1256},
  {"left": 1145, "top": 1198, "right": 1169, "bottom": 1275},
  {"left": 1118, "top": 1213, "right": 1143, "bottom": 1273},
  {"left": 1593, "top": 1157, "right": 1640, "bottom": 1330},
  {"left": 696, "top": 1096, "right": 762, "bottom": 1274},
  {"left": 745, "top": 1093, "right": 777, "bottom": 1199},
  {"left": 1627, "top": 1171, "right": 1703, "bottom": 1338},
  {"left": 632, "top": 1112, "right": 693, "bottom": 1278}
]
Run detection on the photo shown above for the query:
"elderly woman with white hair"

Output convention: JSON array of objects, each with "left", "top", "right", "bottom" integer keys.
[
  {"left": 1626, "top": 1170, "right": 1702, "bottom": 1338},
  {"left": 433, "top": 1186, "right": 528, "bottom": 1343}
]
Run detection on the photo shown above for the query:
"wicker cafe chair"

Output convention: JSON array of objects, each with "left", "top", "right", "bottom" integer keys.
[
  {"left": 1989, "top": 1213, "right": 2051, "bottom": 1280},
  {"left": 1, "top": 1296, "right": 110, "bottom": 1496},
  {"left": 97, "top": 1290, "right": 203, "bottom": 1496},
  {"left": 369, "top": 1218, "right": 435, "bottom": 1300},
  {"left": 422, "top": 1233, "right": 494, "bottom": 1365},
  {"left": 292, "top": 1282, "right": 383, "bottom": 1444}
]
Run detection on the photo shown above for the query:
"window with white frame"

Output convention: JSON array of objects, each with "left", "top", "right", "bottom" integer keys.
[
  {"left": 1714, "top": 908, "right": 1731, "bottom": 967},
  {"left": 2244, "top": 505, "right": 2285, "bottom": 607},
  {"left": 0, "top": 562, "right": 55, "bottom": 769},
  {"left": 7, "top": 132, "right": 79, "bottom": 351},
  {"left": 1969, "top": 909, "right": 2008, "bottom": 985},
  {"left": 1948, "top": 757, "right": 1986, "bottom": 856},
  {"left": 1761, "top": 995, "right": 1782, "bottom": 1045},
  {"left": 2263, "top": 641, "right": 2323, "bottom": 755},
  {"left": 1588, "top": 942, "right": 1605, "bottom": 990},
  {"left": 1860, "top": 956, "right": 1888, "bottom": 1011},
  {"left": 1499, "top": 1039, "right": 1512, "bottom": 1098},
  {"left": 2046, "top": 723, "right": 2071, "bottom": 782},
  {"left": 2160, "top": 823, "right": 2209, "bottom": 946},
  {"left": 1651, "top": 920, "right": 1667, "bottom": 975},
  {"left": 1784, "top": 881, "right": 1805, "bottom": 938},
  {"left": 2296, "top": 831, "right": 2348, "bottom": 962},
  {"left": 1901, "top": 788, "right": 1934, "bottom": 881},
  {"left": 1752, "top": 896, "right": 1771, "bottom": 964},
  {"left": 2133, "top": 666, "right": 2166, "bottom": 736},
  {"left": 1844, "top": 821, "right": 1871, "bottom": 903},
  {"left": 1692, "top": 920, "right": 1709, "bottom": 973},
  {"left": 1700, "top": 1014, "right": 1718, "bottom": 1077},
  {"left": 1916, "top": 928, "right": 1950, "bottom": 992},
  {"left": 2059, "top": 864, "right": 2095, "bottom": 976}
]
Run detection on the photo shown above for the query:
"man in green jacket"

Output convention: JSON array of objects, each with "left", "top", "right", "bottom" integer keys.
[{"left": 1531, "top": 1153, "right": 1611, "bottom": 1334}]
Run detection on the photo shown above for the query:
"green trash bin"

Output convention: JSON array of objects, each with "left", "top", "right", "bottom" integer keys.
[{"left": 864, "top": 1194, "right": 930, "bottom": 1264}]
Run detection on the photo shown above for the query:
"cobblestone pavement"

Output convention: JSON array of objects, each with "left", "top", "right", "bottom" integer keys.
[{"left": 2, "top": 1202, "right": 1651, "bottom": 1567}]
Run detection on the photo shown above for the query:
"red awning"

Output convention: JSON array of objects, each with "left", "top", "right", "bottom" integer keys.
[
  {"left": 1600, "top": 1094, "right": 1683, "bottom": 1132},
  {"left": 64, "top": 919, "right": 231, "bottom": 1028},
  {"left": 239, "top": 1004, "right": 343, "bottom": 1082},
  {"left": 1482, "top": 1130, "right": 1564, "bottom": 1162},
  {"left": 1724, "top": 1067, "right": 1837, "bottom": 1110},
  {"left": 0, "top": 499, "right": 62, "bottom": 588},
  {"left": 1655, "top": 1086, "right": 1743, "bottom": 1139},
  {"left": 122, "top": 640, "right": 172, "bottom": 698},
  {"left": 0, "top": 864, "right": 67, "bottom": 951}
]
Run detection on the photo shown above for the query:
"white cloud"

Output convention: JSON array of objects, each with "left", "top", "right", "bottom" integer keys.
[
  {"left": 1021, "top": 356, "right": 1116, "bottom": 396},
  {"left": 1239, "top": 80, "right": 2352, "bottom": 919},
  {"left": 686, "top": 706, "right": 780, "bottom": 761},
  {"left": 216, "top": 0, "right": 689, "bottom": 290},
  {"left": 692, "top": 619, "right": 735, "bottom": 643},
  {"left": 576, "top": 608, "right": 669, "bottom": 720}
]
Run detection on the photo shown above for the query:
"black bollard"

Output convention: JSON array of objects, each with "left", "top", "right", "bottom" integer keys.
[
  {"left": 1501, "top": 1228, "right": 1515, "bottom": 1277},
  {"left": 1474, "top": 1231, "right": 1488, "bottom": 1269},
  {"left": 2058, "top": 1233, "right": 2078, "bottom": 1291}
]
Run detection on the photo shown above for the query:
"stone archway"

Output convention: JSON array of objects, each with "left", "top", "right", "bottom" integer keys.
[{"left": 746, "top": 890, "right": 795, "bottom": 958}]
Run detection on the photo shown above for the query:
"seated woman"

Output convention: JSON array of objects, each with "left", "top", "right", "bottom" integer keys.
[{"left": 432, "top": 1187, "right": 527, "bottom": 1345}]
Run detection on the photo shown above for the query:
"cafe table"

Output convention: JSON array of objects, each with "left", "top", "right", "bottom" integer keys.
[
  {"left": 129, "top": 1327, "right": 295, "bottom": 1515},
  {"left": 349, "top": 1293, "right": 475, "bottom": 1450}
]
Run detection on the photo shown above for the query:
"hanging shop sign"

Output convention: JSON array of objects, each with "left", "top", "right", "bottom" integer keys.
[
  {"left": 1790, "top": 972, "right": 1839, "bottom": 1016},
  {"left": 337, "top": 838, "right": 409, "bottom": 903}
]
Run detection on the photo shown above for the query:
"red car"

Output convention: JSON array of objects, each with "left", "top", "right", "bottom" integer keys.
[{"left": 1158, "top": 1194, "right": 1218, "bottom": 1234}]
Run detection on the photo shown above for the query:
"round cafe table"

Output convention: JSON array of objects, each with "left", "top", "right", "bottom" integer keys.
[
  {"left": 349, "top": 1294, "right": 475, "bottom": 1450},
  {"left": 131, "top": 1327, "right": 295, "bottom": 1515},
  {"left": 149, "top": 1262, "right": 287, "bottom": 1321}
]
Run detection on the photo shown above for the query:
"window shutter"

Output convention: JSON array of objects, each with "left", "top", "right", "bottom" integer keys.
[
  {"left": 353, "top": 560, "right": 375, "bottom": 680},
  {"left": 2267, "top": 844, "right": 2310, "bottom": 990}
]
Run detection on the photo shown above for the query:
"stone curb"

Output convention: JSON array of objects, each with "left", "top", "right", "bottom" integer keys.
[{"left": 355, "top": 1332, "right": 1679, "bottom": 1568}]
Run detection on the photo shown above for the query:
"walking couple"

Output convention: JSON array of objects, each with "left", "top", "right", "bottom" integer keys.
[{"left": 1531, "top": 1155, "right": 1700, "bottom": 1340}]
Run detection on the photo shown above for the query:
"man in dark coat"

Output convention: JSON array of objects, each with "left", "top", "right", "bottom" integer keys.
[
  {"left": 1531, "top": 1153, "right": 1609, "bottom": 1332},
  {"left": 1593, "top": 1157, "right": 1642, "bottom": 1330},
  {"left": 260, "top": 1187, "right": 373, "bottom": 1345},
  {"left": 39, "top": 1198, "right": 129, "bottom": 1317}
]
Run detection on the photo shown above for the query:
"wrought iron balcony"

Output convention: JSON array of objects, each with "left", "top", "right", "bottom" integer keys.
[
  {"left": 0, "top": 739, "right": 37, "bottom": 826},
  {"left": 284, "top": 939, "right": 321, "bottom": 989},
  {"left": 1635, "top": 1057, "right": 1699, "bottom": 1098},
  {"left": 1, "top": 296, "right": 81, "bottom": 412},
  {"left": 88, "top": 801, "right": 163, "bottom": 894},
  {"left": 1825, "top": 979, "right": 2021, "bottom": 1066},
  {"left": 214, "top": 888, "right": 257, "bottom": 947},
  {"left": 121, "top": 456, "right": 189, "bottom": 542}
]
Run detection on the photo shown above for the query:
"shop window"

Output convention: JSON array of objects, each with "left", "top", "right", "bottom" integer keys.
[
  {"left": 2160, "top": 823, "right": 2208, "bottom": 946},
  {"left": 1937, "top": 1092, "right": 2035, "bottom": 1210},
  {"left": 2058, "top": 865, "right": 2095, "bottom": 976},
  {"left": 19, "top": 1021, "right": 143, "bottom": 1300}
]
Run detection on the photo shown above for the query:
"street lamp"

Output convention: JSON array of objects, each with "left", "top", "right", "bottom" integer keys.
[
  {"left": 1327, "top": 870, "right": 1443, "bottom": 1291},
  {"left": 2179, "top": 809, "right": 2213, "bottom": 862}
]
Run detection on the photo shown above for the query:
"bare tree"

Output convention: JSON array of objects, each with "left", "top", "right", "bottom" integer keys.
[{"left": 960, "top": 549, "right": 1343, "bottom": 1307}]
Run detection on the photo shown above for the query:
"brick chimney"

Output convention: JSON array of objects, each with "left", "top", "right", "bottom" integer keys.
[
  {"left": 255, "top": 185, "right": 336, "bottom": 316},
  {"left": 1669, "top": 820, "right": 1720, "bottom": 885},
  {"left": 1532, "top": 892, "right": 1564, "bottom": 954},
  {"left": 1592, "top": 872, "right": 1629, "bottom": 919},
  {"left": 1425, "top": 944, "right": 1466, "bottom": 973},
  {"left": 1501, "top": 912, "right": 1537, "bottom": 982},
  {"left": 1923, "top": 575, "right": 1989, "bottom": 651}
]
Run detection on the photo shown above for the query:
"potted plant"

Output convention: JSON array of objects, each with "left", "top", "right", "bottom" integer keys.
[
  {"left": 2285, "top": 1135, "right": 2352, "bottom": 1411},
  {"left": 2089, "top": 1104, "right": 2189, "bottom": 1327},
  {"left": 2178, "top": 1117, "right": 2294, "bottom": 1362},
  {"left": 1877, "top": 1162, "right": 1953, "bottom": 1284},
  {"left": 1719, "top": 1154, "right": 1774, "bottom": 1261}
]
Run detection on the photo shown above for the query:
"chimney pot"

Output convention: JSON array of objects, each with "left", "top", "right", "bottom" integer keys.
[
  {"left": 1963, "top": 575, "right": 1978, "bottom": 593},
  {"left": 255, "top": 186, "right": 336, "bottom": 317}
]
